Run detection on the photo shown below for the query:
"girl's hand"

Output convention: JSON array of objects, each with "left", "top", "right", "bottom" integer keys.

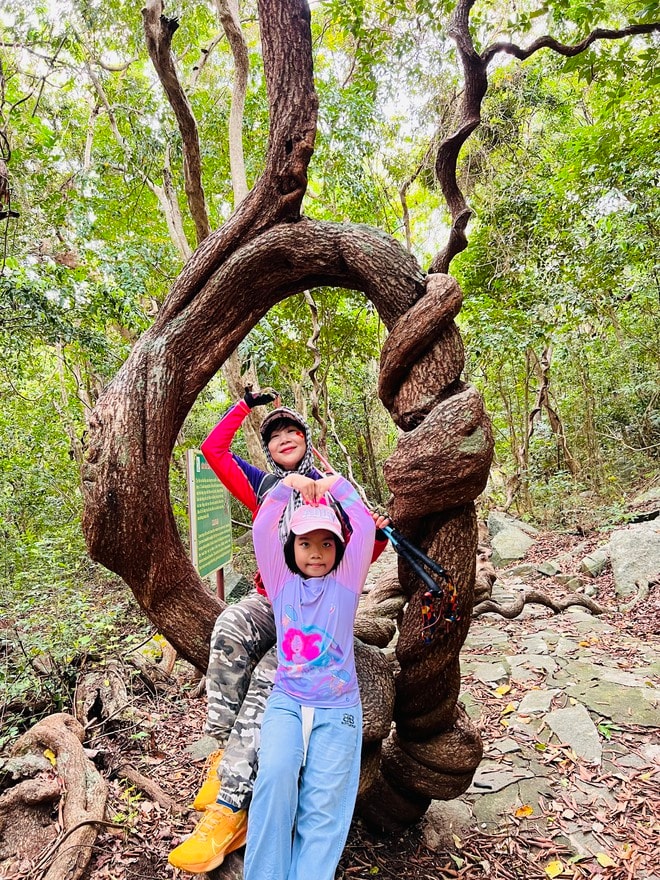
[
  {"left": 312, "top": 475, "right": 340, "bottom": 501},
  {"left": 372, "top": 512, "right": 391, "bottom": 531},
  {"left": 283, "top": 474, "right": 318, "bottom": 503}
]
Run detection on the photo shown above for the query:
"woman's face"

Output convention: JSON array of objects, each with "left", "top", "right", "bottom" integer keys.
[{"left": 267, "top": 423, "right": 307, "bottom": 470}]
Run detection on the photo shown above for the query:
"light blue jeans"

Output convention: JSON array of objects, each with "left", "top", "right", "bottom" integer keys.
[{"left": 244, "top": 690, "right": 362, "bottom": 880}]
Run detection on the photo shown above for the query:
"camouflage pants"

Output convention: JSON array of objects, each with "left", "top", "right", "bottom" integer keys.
[{"left": 205, "top": 591, "right": 277, "bottom": 810}]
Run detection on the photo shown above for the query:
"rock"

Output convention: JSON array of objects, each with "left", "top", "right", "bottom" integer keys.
[
  {"left": 491, "top": 527, "right": 536, "bottom": 567},
  {"left": 640, "top": 743, "right": 660, "bottom": 763},
  {"left": 517, "top": 688, "right": 560, "bottom": 715},
  {"left": 609, "top": 522, "right": 660, "bottom": 597},
  {"left": 580, "top": 548, "right": 609, "bottom": 578},
  {"left": 467, "top": 760, "right": 534, "bottom": 794},
  {"left": 465, "top": 624, "right": 511, "bottom": 648},
  {"left": 510, "top": 654, "right": 558, "bottom": 675},
  {"left": 554, "top": 636, "right": 580, "bottom": 656},
  {"left": 626, "top": 487, "right": 660, "bottom": 522},
  {"left": 555, "top": 574, "right": 585, "bottom": 591},
  {"left": 545, "top": 704, "right": 602, "bottom": 765},
  {"left": 555, "top": 541, "right": 589, "bottom": 569},
  {"left": 519, "top": 635, "right": 549, "bottom": 654},
  {"left": 537, "top": 560, "right": 561, "bottom": 576},
  {"left": 420, "top": 800, "right": 474, "bottom": 850},
  {"left": 490, "top": 738, "right": 521, "bottom": 755},
  {"left": 472, "top": 661, "right": 509, "bottom": 684},
  {"left": 185, "top": 735, "right": 221, "bottom": 761},
  {"left": 224, "top": 569, "right": 253, "bottom": 603},
  {"left": 468, "top": 774, "right": 554, "bottom": 830},
  {"left": 487, "top": 511, "right": 539, "bottom": 538},
  {"left": 507, "top": 563, "right": 537, "bottom": 576}
]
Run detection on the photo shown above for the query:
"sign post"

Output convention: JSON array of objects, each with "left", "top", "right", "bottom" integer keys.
[{"left": 187, "top": 450, "right": 232, "bottom": 599}]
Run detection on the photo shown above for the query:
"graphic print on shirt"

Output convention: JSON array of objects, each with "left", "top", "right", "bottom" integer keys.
[
  {"left": 281, "top": 628, "right": 322, "bottom": 663},
  {"left": 280, "top": 624, "right": 343, "bottom": 667}
]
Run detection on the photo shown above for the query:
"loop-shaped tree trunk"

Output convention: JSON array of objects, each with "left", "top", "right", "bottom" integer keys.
[{"left": 82, "top": 221, "right": 492, "bottom": 830}]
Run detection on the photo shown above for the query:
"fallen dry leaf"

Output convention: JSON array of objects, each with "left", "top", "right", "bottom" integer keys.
[
  {"left": 544, "top": 859, "right": 565, "bottom": 877},
  {"left": 595, "top": 852, "right": 616, "bottom": 868},
  {"left": 515, "top": 805, "right": 535, "bottom": 818}
]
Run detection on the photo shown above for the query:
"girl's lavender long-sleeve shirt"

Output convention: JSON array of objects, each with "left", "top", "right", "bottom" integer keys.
[{"left": 253, "top": 477, "right": 375, "bottom": 708}]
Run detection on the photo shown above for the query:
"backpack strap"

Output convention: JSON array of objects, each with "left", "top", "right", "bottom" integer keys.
[{"left": 256, "top": 472, "right": 281, "bottom": 506}]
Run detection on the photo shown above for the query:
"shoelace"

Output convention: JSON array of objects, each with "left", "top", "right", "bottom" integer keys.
[{"left": 196, "top": 807, "right": 223, "bottom": 841}]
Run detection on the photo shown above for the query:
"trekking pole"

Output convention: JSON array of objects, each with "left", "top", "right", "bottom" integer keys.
[{"left": 312, "top": 446, "right": 460, "bottom": 642}]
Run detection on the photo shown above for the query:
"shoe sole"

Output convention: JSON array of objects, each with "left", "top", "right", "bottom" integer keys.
[{"left": 168, "top": 824, "right": 248, "bottom": 873}]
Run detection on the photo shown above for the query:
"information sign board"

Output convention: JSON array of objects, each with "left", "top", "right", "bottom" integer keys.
[{"left": 187, "top": 450, "right": 232, "bottom": 577}]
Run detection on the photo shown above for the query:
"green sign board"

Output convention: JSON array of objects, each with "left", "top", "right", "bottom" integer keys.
[{"left": 187, "top": 450, "right": 232, "bottom": 578}]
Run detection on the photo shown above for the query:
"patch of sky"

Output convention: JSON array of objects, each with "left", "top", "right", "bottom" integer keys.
[
  {"left": 212, "top": 196, "right": 234, "bottom": 223},
  {"left": 72, "top": 280, "right": 91, "bottom": 305},
  {"left": 593, "top": 189, "right": 634, "bottom": 217}
]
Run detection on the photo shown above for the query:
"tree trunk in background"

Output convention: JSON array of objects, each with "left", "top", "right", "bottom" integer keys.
[
  {"left": 222, "top": 352, "right": 268, "bottom": 470},
  {"left": 362, "top": 396, "right": 385, "bottom": 506}
]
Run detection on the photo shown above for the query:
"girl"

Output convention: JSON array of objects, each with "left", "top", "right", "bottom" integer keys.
[
  {"left": 244, "top": 472, "right": 375, "bottom": 880},
  {"left": 169, "top": 391, "right": 387, "bottom": 874}
]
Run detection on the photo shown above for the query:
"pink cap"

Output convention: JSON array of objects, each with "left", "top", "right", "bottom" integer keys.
[{"left": 289, "top": 504, "right": 344, "bottom": 542}]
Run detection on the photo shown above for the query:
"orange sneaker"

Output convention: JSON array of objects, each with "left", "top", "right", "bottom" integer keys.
[
  {"left": 191, "top": 748, "right": 224, "bottom": 811},
  {"left": 168, "top": 803, "right": 247, "bottom": 872}
]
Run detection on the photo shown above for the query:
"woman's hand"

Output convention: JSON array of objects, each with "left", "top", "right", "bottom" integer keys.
[
  {"left": 312, "top": 475, "right": 340, "bottom": 500},
  {"left": 282, "top": 474, "right": 318, "bottom": 503}
]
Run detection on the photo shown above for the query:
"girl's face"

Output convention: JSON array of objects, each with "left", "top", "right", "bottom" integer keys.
[
  {"left": 268, "top": 423, "right": 307, "bottom": 470},
  {"left": 293, "top": 529, "right": 337, "bottom": 577}
]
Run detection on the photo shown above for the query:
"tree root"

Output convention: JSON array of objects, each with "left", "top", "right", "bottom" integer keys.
[
  {"left": 31, "top": 819, "right": 123, "bottom": 880},
  {"left": 115, "top": 763, "right": 185, "bottom": 813},
  {"left": 5, "top": 713, "right": 108, "bottom": 880},
  {"left": 618, "top": 579, "right": 650, "bottom": 613},
  {"left": 473, "top": 589, "right": 608, "bottom": 618}
]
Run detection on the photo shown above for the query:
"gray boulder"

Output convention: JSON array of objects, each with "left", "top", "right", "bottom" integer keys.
[
  {"left": 487, "top": 510, "right": 540, "bottom": 538},
  {"left": 609, "top": 521, "right": 660, "bottom": 598},
  {"left": 491, "top": 527, "right": 536, "bottom": 568},
  {"left": 580, "top": 548, "right": 609, "bottom": 578}
]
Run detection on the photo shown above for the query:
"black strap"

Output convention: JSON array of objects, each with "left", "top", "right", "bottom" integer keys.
[{"left": 256, "top": 473, "right": 280, "bottom": 506}]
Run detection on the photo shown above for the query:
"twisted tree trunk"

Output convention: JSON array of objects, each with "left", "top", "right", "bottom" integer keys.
[{"left": 81, "top": 0, "right": 493, "bottom": 832}]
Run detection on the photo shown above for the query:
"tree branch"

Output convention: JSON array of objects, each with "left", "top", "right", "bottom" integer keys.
[
  {"left": 429, "top": 0, "right": 487, "bottom": 273},
  {"left": 154, "top": 0, "right": 318, "bottom": 325},
  {"left": 304, "top": 289, "right": 326, "bottom": 447},
  {"left": 142, "top": 0, "right": 211, "bottom": 244},
  {"left": 429, "top": 10, "right": 660, "bottom": 273},
  {"left": 483, "top": 22, "right": 660, "bottom": 65},
  {"left": 215, "top": 0, "right": 249, "bottom": 204}
]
